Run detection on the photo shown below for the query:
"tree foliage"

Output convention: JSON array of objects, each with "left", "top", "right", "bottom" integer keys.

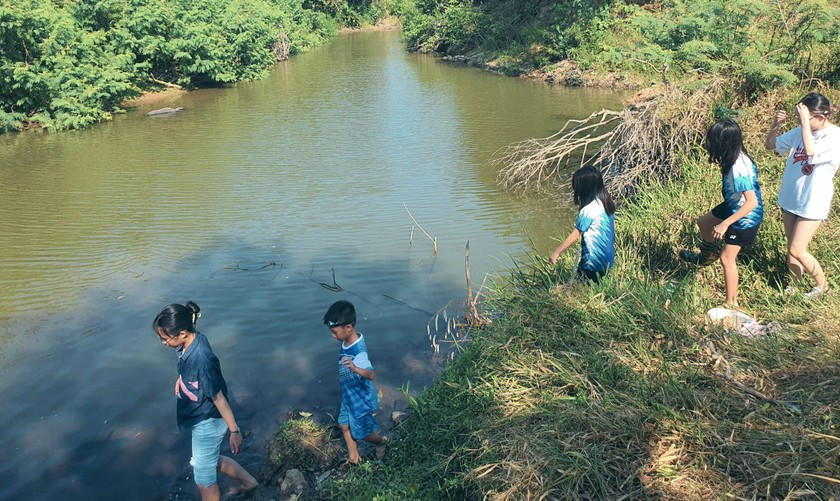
[
  {"left": 0, "top": 0, "right": 385, "bottom": 132},
  {"left": 396, "top": 0, "right": 840, "bottom": 95}
]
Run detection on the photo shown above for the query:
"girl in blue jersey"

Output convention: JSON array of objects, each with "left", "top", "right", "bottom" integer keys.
[
  {"left": 680, "top": 119, "right": 763, "bottom": 306},
  {"left": 549, "top": 166, "right": 616, "bottom": 283}
]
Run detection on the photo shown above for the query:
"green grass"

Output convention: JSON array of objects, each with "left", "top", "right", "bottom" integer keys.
[{"left": 323, "top": 133, "right": 840, "bottom": 499}]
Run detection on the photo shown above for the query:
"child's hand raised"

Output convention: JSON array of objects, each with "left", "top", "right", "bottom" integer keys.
[
  {"left": 773, "top": 110, "right": 787, "bottom": 127},
  {"left": 795, "top": 103, "right": 811, "bottom": 125}
]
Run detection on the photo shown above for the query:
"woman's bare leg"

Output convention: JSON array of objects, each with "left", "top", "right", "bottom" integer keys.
[
  {"left": 720, "top": 243, "right": 742, "bottom": 306},
  {"left": 784, "top": 212, "right": 825, "bottom": 288}
]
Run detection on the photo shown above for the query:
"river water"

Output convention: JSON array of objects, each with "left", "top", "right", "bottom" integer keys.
[{"left": 0, "top": 30, "right": 621, "bottom": 499}]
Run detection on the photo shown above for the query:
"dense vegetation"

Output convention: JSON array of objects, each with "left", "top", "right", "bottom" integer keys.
[
  {"left": 395, "top": 0, "right": 840, "bottom": 94},
  {"left": 0, "top": 0, "right": 386, "bottom": 132}
]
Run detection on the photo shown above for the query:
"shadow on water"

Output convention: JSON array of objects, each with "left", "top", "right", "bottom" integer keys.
[{"left": 0, "top": 236, "right": 466, "bottom": 500}]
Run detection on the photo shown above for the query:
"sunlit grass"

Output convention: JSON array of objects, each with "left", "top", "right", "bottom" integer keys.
[{"left": 323, "top": 97, "right": 840, "bottom": 499}]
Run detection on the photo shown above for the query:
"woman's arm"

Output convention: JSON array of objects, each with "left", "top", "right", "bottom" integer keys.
[
  {"left": 795, "top": 102, "right": 817, "bottom": 156},
  {"left": 549, "top": 228, "right": 582, "bottom": 264},
  {"left": 765, "top": 110, "right": 787, "bottom": 150},
  {"left": 712, "top": 190, "right": 759, "bottom": 240},
  {"left": 212, "top": 391, "right": 243, "bottom": 454}
]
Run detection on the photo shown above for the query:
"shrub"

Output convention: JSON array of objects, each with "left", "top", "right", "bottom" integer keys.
[{"left": 0, "top": 0, "right": 338, "bottom": 131}]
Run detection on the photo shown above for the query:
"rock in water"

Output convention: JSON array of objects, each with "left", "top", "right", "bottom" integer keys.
[
  {"left": 280, "top": 469, "right": 307, "bottom": 495},
  {"left": 147, "top": 107, "right": 184, "bottom": 116},
  {"left": 390, "top": 410, "right": 407, "bottom": 424}
]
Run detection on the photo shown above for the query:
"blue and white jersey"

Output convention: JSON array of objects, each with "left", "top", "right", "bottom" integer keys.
[
  {"left": 338, "top": 334, "right": 379, "bottom": 417},
  {"left": 576, "top": 198, "right": 615, "bottom": 273},
  {"left": 722, "top": 152, "right": 763, "bottom": 230}
]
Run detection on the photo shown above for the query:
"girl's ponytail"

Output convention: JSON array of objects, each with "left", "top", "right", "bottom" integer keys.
[
  {"left": 185, "top": 301, "right": 201, "bottom": 329},
  {"left": 153, "top": 301, "right": 201, "bottom": 337},
  {"left": 600, "top": 185, "right": 616, "bottom": 216}
]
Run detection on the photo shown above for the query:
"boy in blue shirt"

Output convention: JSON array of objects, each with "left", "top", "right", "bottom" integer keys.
[{"left": 324, "top": 300, "right": 388, "bottom": 465}]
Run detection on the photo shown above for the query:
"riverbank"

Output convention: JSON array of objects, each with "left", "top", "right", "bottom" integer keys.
[
  {"left": 438, "top": 54, "right": 643, "bottom": 90},
  {"left": 121, "top": 88, "right": 188, "bottom": 108},
  {"left": 338, "top": 15, "right": 401, "bottom": 34},
  {"left": 273, "top": 83, "right": 839, "bottom": 497},
  {"left": 395, "top": 0, "right": 839, "bottom": 96}
]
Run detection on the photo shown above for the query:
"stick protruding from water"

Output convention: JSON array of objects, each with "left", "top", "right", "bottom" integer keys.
[{"left": 404, "top": 203, "right": 437, "bottom": 254}]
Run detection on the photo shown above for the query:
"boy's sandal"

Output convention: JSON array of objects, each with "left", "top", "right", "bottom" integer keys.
[
  {"left": 338, "top": 458, "right": 361, "bottom": 471},
  {"left": 375, "top": 436, "right": 389, "bottom": 460}
]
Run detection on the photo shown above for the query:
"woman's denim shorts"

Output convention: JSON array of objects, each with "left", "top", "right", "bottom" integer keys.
[{"left": 190, "top": 417, "right": 227, "bottom": 487}]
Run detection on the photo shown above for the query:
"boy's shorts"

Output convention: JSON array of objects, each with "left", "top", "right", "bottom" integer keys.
[
  {"left": 711, "top": 203, "right": 759, "bottom": 246},
  {"left": 190, "top": 417, "right": 226, "bottom": 488},
  {"left": 338, "top": 401, "right": 379, "bottom": 441}
]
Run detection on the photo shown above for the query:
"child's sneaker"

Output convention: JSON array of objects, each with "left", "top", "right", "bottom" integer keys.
[
  {"left": 679, "top": 241, "right": 719, "bottom": 266},
  {"left": 679, "top": 249, "right": 711, "bottom": 266},
  {"left": 804, "top": 286, "right": 825, "bottom": 300}
]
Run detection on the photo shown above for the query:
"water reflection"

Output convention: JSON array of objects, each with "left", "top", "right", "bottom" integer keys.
[{"left": 0, "top": 30, "right": 623, "bottom": 499}]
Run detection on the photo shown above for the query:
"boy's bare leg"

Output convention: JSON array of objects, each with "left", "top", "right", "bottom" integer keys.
[
  {"left": 340, "top": 424, "right": 361, "bottom": 464},
  {"left": 364, "top": 431, "right": 389, "bottom": 460},
  {"left": 362, "top": 431, "right": 387, "bottom": 445}
]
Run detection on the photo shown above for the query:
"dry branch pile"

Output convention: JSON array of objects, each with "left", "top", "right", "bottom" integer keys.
[{"left": 495, "top": 80, "right": 728, "bottom": 199}]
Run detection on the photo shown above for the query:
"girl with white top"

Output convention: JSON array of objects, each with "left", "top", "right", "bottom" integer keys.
[{"left": 765, "top": 92, "right": 840, "bottom": 299}]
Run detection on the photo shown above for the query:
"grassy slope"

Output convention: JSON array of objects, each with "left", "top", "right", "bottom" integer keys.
[{"left": 324, "top": 96, "right": 840, "bottom": 498}]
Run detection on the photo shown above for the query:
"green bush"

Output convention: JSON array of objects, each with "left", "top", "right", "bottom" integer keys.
[
  {"left": 396, "top": 0, "right": 840, "bottom": 94},
  {"left": 0, "top": 0, "right": 339, "bottom": 131},
  {"left": 0, "top": 0, "right": 136, "bottom": 130}
]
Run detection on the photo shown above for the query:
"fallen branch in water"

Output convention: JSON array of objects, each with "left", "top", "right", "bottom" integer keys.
[
  {"left": 404, "top": 203, "right": 438, "bottom": 254},
  {"left": 224, "top": 259, "right": 278, "bottom": 271},
  {"left": 495, "top": 109, "right": 622, "bottom": 192},
  {"left": 495, "top": 81, "right": 726, "bottom": 199},
  {"left": 319, "top": 268, "right": 344, "bottom": 292}
]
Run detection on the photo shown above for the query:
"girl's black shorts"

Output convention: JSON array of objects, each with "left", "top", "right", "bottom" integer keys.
[{"left": 711, "top": 203, "right": 759, "bottom": 246}]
